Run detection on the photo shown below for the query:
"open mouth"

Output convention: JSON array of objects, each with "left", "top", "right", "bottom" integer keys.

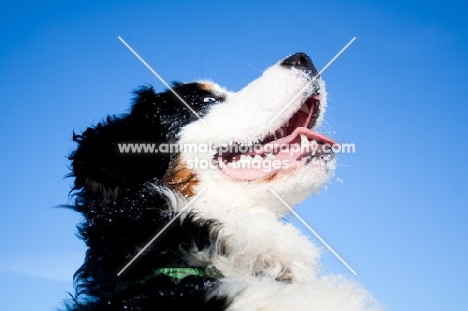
[{"left": 215, "top": 93, "right": 337, "bottom": 181}]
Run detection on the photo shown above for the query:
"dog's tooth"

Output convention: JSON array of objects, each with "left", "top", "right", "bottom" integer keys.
[
  {"left": 254, "top": 155, "right": 263, "bottom": 161},
  {"left": 285, "top": 120, "right": 290, "bottom": 128},
  {"left": 300, "top": 133, "right": 308, "bottom": 149},
  {"left": 277, "top": 128, "right": 284, "bottom": 138},
  {"left": 265, "top": 154, "right": 276, "bottom": 160},
  {"left": 300, "top": 103, "right": 310, "bottom": 114}
]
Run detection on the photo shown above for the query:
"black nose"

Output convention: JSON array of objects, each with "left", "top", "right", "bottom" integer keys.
[{"left": 281, "top": 52, "right": 318, "bottom": 77}]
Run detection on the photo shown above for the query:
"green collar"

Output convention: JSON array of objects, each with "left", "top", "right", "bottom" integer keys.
[
  {"left": 117, "top": 267, "right": 223, "bottom": 290},
  {"left": 155, "top": 267, "right": 209, "bottom": 282}
]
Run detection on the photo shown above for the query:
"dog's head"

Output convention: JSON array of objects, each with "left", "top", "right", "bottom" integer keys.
[{"left": 70, "top": 53, "right": 336, "bottom": 216}]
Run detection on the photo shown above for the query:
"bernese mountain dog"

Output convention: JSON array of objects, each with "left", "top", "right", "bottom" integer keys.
[{"left": 63, "top": 53, "right": 379, "bottom": 310}]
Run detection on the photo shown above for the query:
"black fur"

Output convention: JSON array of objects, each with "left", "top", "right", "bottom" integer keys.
[{"left": 64, "top": 83, "right": 229, "bottom": 310}]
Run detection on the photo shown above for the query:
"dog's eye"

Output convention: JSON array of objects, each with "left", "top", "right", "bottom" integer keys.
[{"left": 203, "top": 96, "right": 218, "bottom": 103}]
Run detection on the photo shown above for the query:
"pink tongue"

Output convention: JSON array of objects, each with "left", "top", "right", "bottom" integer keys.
[
  {"left": 218, "top": 127, "right": 338, "bottom": 181},
  {"left": 262, "top": 127, "right": 337, "bottom": 150}
]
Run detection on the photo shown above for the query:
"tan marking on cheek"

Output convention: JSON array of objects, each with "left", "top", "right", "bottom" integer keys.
[{"left": 161, "top": 156, "right": 198, "bottom": 198}]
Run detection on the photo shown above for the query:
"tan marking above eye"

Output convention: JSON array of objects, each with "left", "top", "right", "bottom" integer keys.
[{"left": 199, "top": 83, "right": 215, "bottom": 91}]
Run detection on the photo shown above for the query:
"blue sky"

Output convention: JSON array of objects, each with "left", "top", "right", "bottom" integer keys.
[{"left": 1, "top": 0, "right": 467, "bottom": 310}]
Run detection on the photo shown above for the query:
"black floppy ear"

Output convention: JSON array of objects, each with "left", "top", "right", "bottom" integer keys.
[
  {"left": 69, "top": 117, "right": 128, "bottom": 197},
  {"left": 69, "top": 86, "right": 176, "bottom": 202}
]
